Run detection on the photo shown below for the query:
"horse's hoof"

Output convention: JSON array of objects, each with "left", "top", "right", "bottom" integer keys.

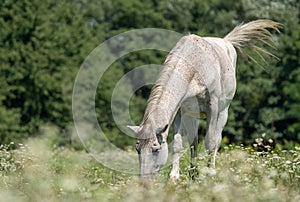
[
  {"left": 169, "top": 174, "right": 180, "bottom": 183},
  {"left": 203, "top": 167, "right": 217, "bottom": 176}
]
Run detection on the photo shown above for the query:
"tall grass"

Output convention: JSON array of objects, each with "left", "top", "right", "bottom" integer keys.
[{"left": 0, "top": 135, "right": 299, "bottom": 202}]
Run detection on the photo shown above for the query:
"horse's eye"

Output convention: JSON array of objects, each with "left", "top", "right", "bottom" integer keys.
[
  {"left": 156, "top": 134, "right": 163, "bottom": 145},
  {"left": 135, "top": 141, "right": 141, "bottom": 153}
]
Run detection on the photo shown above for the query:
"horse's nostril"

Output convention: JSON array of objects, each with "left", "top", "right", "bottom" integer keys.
[{"left": 152, "top": 143, "right": 161, "bottom": 152}]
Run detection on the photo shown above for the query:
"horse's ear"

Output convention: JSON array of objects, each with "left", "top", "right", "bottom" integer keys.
[
  {"left": 127, "top": 125, "right": 140, "bottom": 134},
  {"left": 156, "top": 124, "right": 168, "bottom": 135}
]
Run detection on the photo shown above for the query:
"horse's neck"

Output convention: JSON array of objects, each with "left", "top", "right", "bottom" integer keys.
[
  {"left": 144, "top": 68, "right": 190, "bottom": 128},
  {"left": 142, "top": 35, "right": 204, "bottom": 128}
]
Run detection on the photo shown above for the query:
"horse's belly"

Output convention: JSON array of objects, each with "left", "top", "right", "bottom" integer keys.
[
  {"left": 180, "top": 97, "right": 207, "bottom": 118},
  {"left": 183, "top": 111, "right": 207, "bottom": 119}
]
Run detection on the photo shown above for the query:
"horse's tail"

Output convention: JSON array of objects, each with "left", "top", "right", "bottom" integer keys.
[{"left": 224, "top": 20, "right": 281, "bottom": 63}]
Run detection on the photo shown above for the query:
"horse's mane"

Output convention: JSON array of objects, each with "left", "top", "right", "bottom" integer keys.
[
  {"left": 141, "top": 37, "right": 188, "bottom": 125},
  {"left": 141, "top": 64, "right": 174, "bottom": 125}
]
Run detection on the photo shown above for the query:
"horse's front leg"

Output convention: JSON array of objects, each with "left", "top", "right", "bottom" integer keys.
[
  {"left": 184, "top": 115, "right": 198, "bottom": 179},
  {"left": 170, "top": 112, "right": 183, "bottom": 180}
]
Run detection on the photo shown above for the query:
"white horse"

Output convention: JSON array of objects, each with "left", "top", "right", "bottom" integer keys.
[{"left": 128, "top": 20, "right": 280, "bottom": 179}]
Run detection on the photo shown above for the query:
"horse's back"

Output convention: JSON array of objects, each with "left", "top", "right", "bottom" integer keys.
[{"left": 173, "top": 35, "right": 237, "bottom": 112}]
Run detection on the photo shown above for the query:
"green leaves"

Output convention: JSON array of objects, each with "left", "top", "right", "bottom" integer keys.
[
  {"left": 0, "top": 0, "right": 96, "bottom": 144},
  {"left": 0, "top": 0, "right": 299, "bottom": 146}
]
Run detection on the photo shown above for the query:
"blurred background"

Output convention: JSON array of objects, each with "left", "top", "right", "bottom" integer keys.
[{"left": 0, "top": 0, "right": 299, "bottom": 150}]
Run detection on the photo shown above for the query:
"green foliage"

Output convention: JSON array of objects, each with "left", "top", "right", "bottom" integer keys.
[
  {"left": 0, "top": 142, "right": 20, "bottom": 175},
  {"left": 0, "top": 0, "right": 96, "bottom": 144},
  {"left": 230, "top": 0, "right": 300, "bottom": 143},
  {"left": 278, "top": 23, "right": 300, "bottom": 141},
  {"left": 0, "top": 0, "right": 299, "bottom": 147}
]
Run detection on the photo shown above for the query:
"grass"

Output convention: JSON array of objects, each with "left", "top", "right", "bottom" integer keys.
[{"left": 0, "top": 136, "right": 299, "bottom": 202}]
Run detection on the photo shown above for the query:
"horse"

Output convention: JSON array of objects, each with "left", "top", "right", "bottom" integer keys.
[{"left": 127, "top": 20, "right": 280, "bottom": 179}]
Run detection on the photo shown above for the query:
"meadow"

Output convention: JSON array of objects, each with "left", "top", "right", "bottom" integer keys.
[
  {"left": 1, "top": 1, "right": 299, "bottom": 201},
  {"left": 1, "top": 134, "right": 299, "bottom": 202}
]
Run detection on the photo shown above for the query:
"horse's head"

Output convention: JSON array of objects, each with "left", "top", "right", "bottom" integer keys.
[{"left": 127, "top": 124, "right": 169, "bottom": 178}]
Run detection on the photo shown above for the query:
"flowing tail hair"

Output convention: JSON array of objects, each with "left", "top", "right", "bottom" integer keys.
[{"left": 224, "top": 20, "right": 281, "bottom": 63}]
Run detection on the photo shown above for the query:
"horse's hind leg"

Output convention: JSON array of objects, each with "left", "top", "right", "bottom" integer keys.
[
  {"left": 189, "top": 134, "right": 198, "bottom": 179},
  {"left": 205, "top": 104, "right": 229, "bottom": 172}
]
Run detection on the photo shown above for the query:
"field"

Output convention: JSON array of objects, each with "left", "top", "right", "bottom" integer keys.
[{"left": 1, "top": 136, "right": 299, "bottom": 202}]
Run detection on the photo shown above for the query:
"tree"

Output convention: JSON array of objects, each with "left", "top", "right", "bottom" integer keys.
[
  {"left": 0, "top": 0, "right": 96, "bottom": 144},
  {"left": 1, "top": 0, "right": 299, "bottom": 148}
]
